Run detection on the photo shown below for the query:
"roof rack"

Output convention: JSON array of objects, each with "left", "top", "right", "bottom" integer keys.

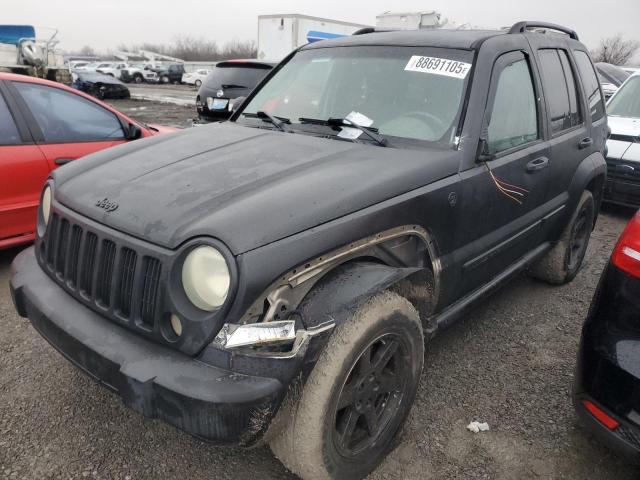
[
  {"left": 509, "top": 21, "right": 579, "bottom": 40},
  {"left": 353, "top": 27, "right": 376, "bottom": 36}
]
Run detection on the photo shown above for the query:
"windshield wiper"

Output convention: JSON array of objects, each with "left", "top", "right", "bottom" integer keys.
[
  {"left": 221, "top": 84, "right": 247, "bottom": 89},
  {"left": 243, "top": 111, "right": 291, "bottom": 132},
  {"left": 298, "top": 117, "right": 388, "bottom": 147}
]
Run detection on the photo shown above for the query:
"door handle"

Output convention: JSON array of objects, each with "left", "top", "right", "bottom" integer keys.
[
  {"left": 526, "top": 156, "right": 549, "bottom": 173},
  {"left": 55, "top": 158, "right": 74, "bottom": 166},
  {"left": 578, "top": 137, "right": 593, "bottom": 150}
]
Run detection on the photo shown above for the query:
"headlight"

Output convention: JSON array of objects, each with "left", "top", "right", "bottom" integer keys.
[
  {"left": 181, "top": 246, "right": 230, "bottom": 311},
  {"left": 41, "top": 185, "right": 52, "bottom": 227}
]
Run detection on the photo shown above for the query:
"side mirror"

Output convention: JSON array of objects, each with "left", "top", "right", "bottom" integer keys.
[
  {"left": 126, "top": 123, "right": 143, "bottom": 140},
  {"left": 476, "top": 137, "right": 495, "bottom": 163},
  {"left": 229, "top": 96, "right": 247, "bottom": 113}
]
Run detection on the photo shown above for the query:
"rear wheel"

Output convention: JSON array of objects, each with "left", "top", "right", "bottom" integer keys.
[
  {"left": 530, "top": 190, "right": 594, "bottom": 284},
  {"left": 195, "top": 79, "right": 202, "bottom": 88},
  {"left": 160, "top": 75, "right": 169, "bottom": 84},
  {"left": 270, "top": 290, "right": 424, "bottom": 480}
]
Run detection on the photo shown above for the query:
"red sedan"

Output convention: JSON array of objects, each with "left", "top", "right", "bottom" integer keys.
[{"left": 0, "top": 73, "right": 175, "bottom": 249}]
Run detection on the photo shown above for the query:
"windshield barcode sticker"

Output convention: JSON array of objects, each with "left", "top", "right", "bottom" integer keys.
[{"left": 405, "top": 56, "right": 472, "bottom": 79}]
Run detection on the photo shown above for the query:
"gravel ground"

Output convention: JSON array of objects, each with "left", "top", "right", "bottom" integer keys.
[
  {"left": 106, "top": 97, "right": 197, "bottom": 129},
  {"left": 2, "top": 102, "right": 640, "bottom": 479}
]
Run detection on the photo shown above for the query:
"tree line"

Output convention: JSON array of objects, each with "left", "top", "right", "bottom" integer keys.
[
  {"left": 73, "top": 33, "right": 638, "bottom": 66},
  {"left": 74, "top": 36, "right": 257, "bottom": 61}
]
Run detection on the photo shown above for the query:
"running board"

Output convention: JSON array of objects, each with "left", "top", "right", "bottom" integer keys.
[{"left": 426, "top": 242, "right": 552, "bottom": 337}]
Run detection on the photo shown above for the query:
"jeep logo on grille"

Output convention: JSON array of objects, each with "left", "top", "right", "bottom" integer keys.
[{"left": 95, "top": 198, "right": 119, "bottom": 212}]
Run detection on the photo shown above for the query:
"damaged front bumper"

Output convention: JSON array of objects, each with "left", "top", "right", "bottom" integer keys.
[{"left": 9, "top": 247, "right": 328, "bottom": 446}]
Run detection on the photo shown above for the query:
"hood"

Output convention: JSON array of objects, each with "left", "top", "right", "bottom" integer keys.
[
  {"left": 54, "top": 123, "right": 459, "bottom": 254},
  {"left": 608, "top": 116, "right": 640, "bottom": 161}
]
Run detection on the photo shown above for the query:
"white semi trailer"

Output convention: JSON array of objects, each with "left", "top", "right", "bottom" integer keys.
[{"left": 257, "top": 14, "right": 370, "bottom": 61}]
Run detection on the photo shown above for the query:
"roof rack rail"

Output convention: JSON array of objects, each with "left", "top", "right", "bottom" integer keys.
[
  {"left": 509, "top": 21, "right": 579, "bottom": 40},
  {"left": 353, "top": 27, "right": 376, "bottom": 36}
]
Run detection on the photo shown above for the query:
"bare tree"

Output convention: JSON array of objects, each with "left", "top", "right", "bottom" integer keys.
[
  {"left": 78, "top": 45, "right": 96, "bottom": 56},
  {"left": 591, "top": 34, "right": 640, "bottom": 65},
  {"left": 220, "top": 40, "right": 257, "bottom": 60},
  {"left": 78, "top": 38, "right": 257, "bottom": 62}
]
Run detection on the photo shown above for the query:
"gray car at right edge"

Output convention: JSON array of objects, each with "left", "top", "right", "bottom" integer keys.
[{"left": 604, "top": 72, "right": 640, "bottom": 207}]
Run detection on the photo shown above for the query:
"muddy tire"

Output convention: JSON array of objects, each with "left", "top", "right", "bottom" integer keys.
[
  {"left": 529, "top": 190, "right": 594, "bottom": 285},
  {"left": 270, "top": 290, "right": 424, "bottom": 480}
]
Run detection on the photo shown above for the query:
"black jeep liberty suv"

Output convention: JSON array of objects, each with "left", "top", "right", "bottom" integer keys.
[{"left": 10, "top": 21, "right": 607, "bottom": 480}]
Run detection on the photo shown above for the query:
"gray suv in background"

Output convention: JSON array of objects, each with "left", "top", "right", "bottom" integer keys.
[{"left": 196, "top": 59, "right": 274, "bottom": 121}]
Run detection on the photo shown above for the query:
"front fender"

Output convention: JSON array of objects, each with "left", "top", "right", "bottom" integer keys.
[{"left": 299, "top": 261, "right": 420, "bottom": 330}]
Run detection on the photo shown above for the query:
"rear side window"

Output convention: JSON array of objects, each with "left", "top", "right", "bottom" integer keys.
[
  {"left": 13, "top": 82, "right": 125, "bottom": 143},
  {"left": 0, "top": 93, "right": 21, "bottom": 145},
  {"left": 205, "top": 65, "right": 271, "bottom": 89},
  {"left": 574, "top": 51, "right": 606, "bottom": 121},
  {"left": 487, "top": 57, "right": 539, "bottom": 154},
  {"left": 538, "top": 49, "right": 582, "bottom": 134}
]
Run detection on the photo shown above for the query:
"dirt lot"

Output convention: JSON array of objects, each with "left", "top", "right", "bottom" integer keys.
[
  {"left": 106, "top": 97, "right": 196, "bottom": 129},
  {"left": 1, "top": 100, "right": 640, "bottom": 478}
]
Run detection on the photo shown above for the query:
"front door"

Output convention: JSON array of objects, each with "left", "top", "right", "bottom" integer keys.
[
  {"left": 459, "top": 50, "right": 552, "bottom": 293},
  {"left": 7, "top": 80, "right": 127, "bottom": 171},
  {"left": 0, "top": 84, "right": 49, "bottom": 247}
]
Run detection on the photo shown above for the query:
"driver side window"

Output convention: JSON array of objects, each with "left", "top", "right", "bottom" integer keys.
[
  {"left": 12, "top": 82, "right": 125, "bottom": 143},
  {"left": 487, "top": 56, "right": 539, "bottom": 154}
]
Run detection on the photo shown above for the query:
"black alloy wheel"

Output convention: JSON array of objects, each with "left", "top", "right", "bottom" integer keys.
[{"left": 332, "top": 333, "right": 411, "bottom": 457}]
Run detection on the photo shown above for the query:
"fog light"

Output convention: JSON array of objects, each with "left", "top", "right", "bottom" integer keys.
[
  {"left": 217, "top": 321, "right": 296, "bottom": 349},
  {"left": 170, "top": 314, "right": 183, "bottom": 337}
]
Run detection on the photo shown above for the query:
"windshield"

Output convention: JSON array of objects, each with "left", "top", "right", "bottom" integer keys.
[
  {"left": 608, "top": 76, "right": 640, "bottom": 118},
  {"left": 205, "top": 64, "right": 271, "bottom": 89},
  {"left": 238, "top": 46, "right": 474, "bottom": 148}
]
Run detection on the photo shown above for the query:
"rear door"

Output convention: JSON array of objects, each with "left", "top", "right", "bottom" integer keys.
[
  {"left": 572, "top": 50, "right": 607, "bottom": 157},
  {"left": 0, "top": 82, "right": 49, "bottom": 246},
  {"left": 528, "top": 40, "right": 594, "bottom": 216},
  {"left": 7, "top": 80, "right": 127, "bottom": 170}
]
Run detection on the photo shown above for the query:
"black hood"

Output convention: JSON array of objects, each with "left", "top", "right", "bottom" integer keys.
[{"left": 54, "top": 123, "right": 459, "bottom": 254}]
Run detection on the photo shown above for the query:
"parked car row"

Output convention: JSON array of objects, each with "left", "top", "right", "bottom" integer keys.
[
  {"left": 3, "top": 21, "right": 640, "bottom": 480},
  {"left": 72, "top": 61, "right": 189, "bottom": 85},
  {"left": 181, "top": 68, "right": 211, "bottom": 87}
]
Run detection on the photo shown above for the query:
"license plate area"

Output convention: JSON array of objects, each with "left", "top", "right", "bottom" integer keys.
[{"left": 207, "top": 98, "right": 229, "bottom": 110}]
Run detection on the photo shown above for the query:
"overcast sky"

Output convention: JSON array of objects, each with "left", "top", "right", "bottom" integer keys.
[{"left": 5, "top": 0, "right": 640, "bottom": 62}]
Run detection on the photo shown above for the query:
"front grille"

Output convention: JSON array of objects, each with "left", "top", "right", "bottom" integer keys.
[
  {"left": 141, "top": 257, "right": 161, "bottom": 326},
  {"left": 41, "top": 212, "right": 164, "bottom": 332},
  {"left": 96, "top": 240, "right": 116, "bottom": 306}
]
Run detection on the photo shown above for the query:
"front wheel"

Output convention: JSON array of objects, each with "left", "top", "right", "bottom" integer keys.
[
  {"left": 270, "top": 290, "right": 424, "bottom": 480},
  {"left": 529, "top": 190, "right": 595, "bottom": 284},
  {"left": 195, "top": 79, "right": 202, "bottom": 88},
  {"left": 160, "top": 75, "right": 169, "bottom": 84}
]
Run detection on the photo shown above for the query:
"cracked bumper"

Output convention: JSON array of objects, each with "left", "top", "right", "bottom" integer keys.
[{"left": 10, "top": 247, "right": 284, "bottom": 445}]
